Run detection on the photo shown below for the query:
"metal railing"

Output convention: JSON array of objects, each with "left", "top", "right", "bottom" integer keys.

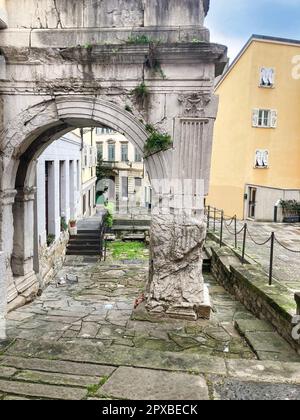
[
  {"left": 99, "top": 221, "right": 107, "bottom": 262},
  {"left": 205, "top": 205, "right": 300, "bottom": 286}
]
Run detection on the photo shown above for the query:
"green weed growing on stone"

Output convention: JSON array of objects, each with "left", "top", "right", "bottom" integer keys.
[
  {"left": 144, "top": 128, "right": 172, "bottom": 157},
  {"left": 131, "top": 82, "right": 150, "bottom": 104},
  {"left": 127, "top": 34, "right": 152, "bottom": 45},
  {"left": 104, "top": 202, "right": 115, "bottom": 228},
  {"left": 107, "top": 241, "right": 148, "bottom": 260}
]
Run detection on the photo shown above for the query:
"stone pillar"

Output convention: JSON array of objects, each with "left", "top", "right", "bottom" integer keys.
[
  {"left": 48, "top": 161, "right": 60, "bottom": 238},
  {"left": 60, "top": 160, "right": 70, "bottom": 222},
  {"left": 69, "top": 160, "right": 76, "bottom": 219},
  {"left": 12, "top": 187, "right": 36, "bottom": 276},
  {"left": 0, "top": 189, "right": 17, "bottom": 285},
  {"left": 0, "top": 251, "right": 6, "bottom": 340}
]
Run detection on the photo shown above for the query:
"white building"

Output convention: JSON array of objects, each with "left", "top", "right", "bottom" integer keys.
[
  {"left": 95, "top": 128, "right": 152, "bottom": 212},
  {"left": 36, "top": 132, "right": 82, "bottom": 247}
]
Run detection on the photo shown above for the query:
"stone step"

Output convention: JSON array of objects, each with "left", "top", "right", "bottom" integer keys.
[
  {"left": 68, "top": 244, "right": 100, "bottom": 249},
  {"left": 69, "top": 239, "right": 99, "bottom": 244},
  {"left": 66, "top": 250, "right": 101, "bottom": 256},
  {"left": 77, "top": 230, "right": 101, "bottom": 235}
]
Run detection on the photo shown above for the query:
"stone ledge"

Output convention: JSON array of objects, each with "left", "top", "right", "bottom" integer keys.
[{"left": 208, "top": 244, "right": 300, "bottom": 354}]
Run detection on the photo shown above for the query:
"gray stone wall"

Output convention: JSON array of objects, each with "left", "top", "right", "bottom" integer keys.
[
  {"left": 38, "top": 231, "right": 69, "bottom": 290},
  {"left": 5, "top": 0, "right": 207, "bottom": 29}
]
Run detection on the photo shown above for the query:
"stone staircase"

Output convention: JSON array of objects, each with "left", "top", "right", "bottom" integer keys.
[{"left": 66, "top": 217, "right": 103, "bottom": 256}]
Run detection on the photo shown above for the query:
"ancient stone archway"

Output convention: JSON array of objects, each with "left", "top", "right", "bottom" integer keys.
[
  {"left": 0, "top": 0, "right": 227, "bottom": 331},
  {"left": 0, "top": 95, "right": 168, "bottom": 312}
]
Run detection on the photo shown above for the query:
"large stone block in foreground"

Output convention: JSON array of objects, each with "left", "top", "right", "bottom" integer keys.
[{"left": 146, "top": 213, "right": 211, "bottom": 320}]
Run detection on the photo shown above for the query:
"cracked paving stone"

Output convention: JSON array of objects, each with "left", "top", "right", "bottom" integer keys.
[
  {"left": 78, "top": 322, "right": 100, "bottom": 338},
  {"left": 100, "top": 367, "right": 209, "bottom": 400}
]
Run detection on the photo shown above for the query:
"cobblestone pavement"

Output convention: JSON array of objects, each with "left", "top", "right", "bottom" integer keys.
[
  {"left": 0, "top": 252, "right": 300, "bottom": 400},
  {"left": 211, "top": 220, "right": 300, "bottom": 293}
]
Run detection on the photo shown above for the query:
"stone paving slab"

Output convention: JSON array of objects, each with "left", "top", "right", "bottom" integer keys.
[
  {"left": 0, "top": 356, "right": 115, "bottom": 377},
  {"left": 244, "top": 331, "right": 294, "bottom": 354},
  {"left": 15, "top": 370, "right": 102, "bottom": 388},
  {"left": 210, "top": 376, "right": 300, "bottom": 400},
  {"left": 235, "top": 319, "right": 275, "bottom": 334},
  {"left": 0, "top": 379, "right": 87, "bottom": 400},
  {"left": 4, "top": 339, "right": 227, "bottom": 376},
  {"left": 100, "top": 367, "right": 209, "bottom": 400},
  {"left": 0, "top": 366, "right": 17, "bottom": 378}
]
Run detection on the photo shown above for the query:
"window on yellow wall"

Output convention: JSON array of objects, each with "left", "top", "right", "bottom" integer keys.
[
  {"left": 260, "top": 67, "right": 275, "bottom": 88},
  {"left": 252, "top": 109, "right": 277, "bottom": 128},
  {"left": 255, "top": 150, "right": 269, "bottom": 168}
]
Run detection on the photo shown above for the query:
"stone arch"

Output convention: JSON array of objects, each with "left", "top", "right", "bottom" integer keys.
[
  {"left": 2, "top": 95, "right": 168, "bottom": 191},
  {"left": 0, "top": 95, "right": 169, "bottom": 306}
]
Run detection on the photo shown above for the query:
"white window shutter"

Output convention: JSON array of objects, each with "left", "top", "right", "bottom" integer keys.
[
  {"left": 271, "top": 110, "right": 278, "bottom": 128},
  {"left": 252, "top": 109, "right": 259, "bottom": 127}
]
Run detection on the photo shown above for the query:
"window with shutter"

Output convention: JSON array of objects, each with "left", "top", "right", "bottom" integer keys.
[
  {"left": 271, "top": 110, "right": 278, "bottom": 128},
  {"left": 252, "top": 109, "right": 259, "bottom": 127},
  {"left": 252, "top": 109, "right": 277, "bottom": 128},
  {"left": 260, "top": 67, "right": 275, "bottom": 87}
]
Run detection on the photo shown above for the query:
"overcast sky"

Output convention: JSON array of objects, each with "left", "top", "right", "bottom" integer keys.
[{"left": 206, "top": 0, "right": 300, "bottom": 61}]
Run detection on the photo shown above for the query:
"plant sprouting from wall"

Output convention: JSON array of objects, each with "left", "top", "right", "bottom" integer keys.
[
  {"left": 131, "top": 82, "right": 150, "bottom": 105},
  {"left": 126, "top": 35, "right": 153, "bottom": 45},
  {"left": 144, "top": 125, "right": 172, "bottom": 157},
  {"left": 145, "top": 42, "right": 166, "bottom": 79}
]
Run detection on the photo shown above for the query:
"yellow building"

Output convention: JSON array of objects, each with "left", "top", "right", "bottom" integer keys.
[
  {"left": 80, "top": 128, "right": 98, "bottom": 217},
  {"left": 207, "top": 35, "right": 300, "bottom": 221}
]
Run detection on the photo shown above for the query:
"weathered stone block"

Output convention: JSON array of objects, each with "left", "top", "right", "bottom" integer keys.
[{"left": 146, "top": 213, "right": 210, "bottom": 320}]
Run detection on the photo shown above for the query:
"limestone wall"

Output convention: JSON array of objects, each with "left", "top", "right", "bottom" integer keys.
[{"left": 5, "top": 0, "right": 207, "bottom": 29}]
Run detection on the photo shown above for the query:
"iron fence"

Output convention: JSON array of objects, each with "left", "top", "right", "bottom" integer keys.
[{"left": 205, "top": 205, "right": 300, "bottom": 286}]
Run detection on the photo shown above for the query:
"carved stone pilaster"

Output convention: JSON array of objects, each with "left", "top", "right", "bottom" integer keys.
[
  {"left": 12, "top": 187, "right": 37, "bottom": 277},
  {"left": 178, "top": 92, "right": 211, "bottom": 118}
]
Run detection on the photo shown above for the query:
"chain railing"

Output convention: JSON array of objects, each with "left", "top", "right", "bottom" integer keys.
[{"left": 205, "top": 205, "right": 300, "bottom": 286}]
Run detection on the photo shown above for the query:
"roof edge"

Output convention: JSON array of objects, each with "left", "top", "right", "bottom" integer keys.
[{"left": 215, "top": 34, "right": 300, "bottom": 90}]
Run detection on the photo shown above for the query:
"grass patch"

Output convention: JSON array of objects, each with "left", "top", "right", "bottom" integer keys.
[{"left": 107, "top": 241, "right": 148, "bottom": 260}]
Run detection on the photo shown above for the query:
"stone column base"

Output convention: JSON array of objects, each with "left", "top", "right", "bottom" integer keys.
[
  {"left": 145, "top": 213, "right": 211, "bottom": 321},
  {"left": 7, "top": 271, "right": 39, "bottom": 313}
]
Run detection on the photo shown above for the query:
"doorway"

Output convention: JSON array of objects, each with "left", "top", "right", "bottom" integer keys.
[{"left": 248, "top": 187, "right": 257, "bottom": 219}]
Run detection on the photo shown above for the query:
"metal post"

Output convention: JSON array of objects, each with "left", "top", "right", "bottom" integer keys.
[
  {"left": 220, "top": 210, "right": 224, "bottom": 247},
  {"left": 213, "top": 207, "right": 216, "bottom": 232},
  {"left": 234, "top": 215, "right": 238, "bottom": 249},
  {"left": 295, "top": 293, "right": 300, "bottom": 315},
  {"left": 207, "top": 205, "right": 211, "bottom": 230},
  {"left": 269, "top": 232, "right": 275, "bottom": 286},
  {"left": 242, "top": 223, "right": 247, "bottom": 264}
]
